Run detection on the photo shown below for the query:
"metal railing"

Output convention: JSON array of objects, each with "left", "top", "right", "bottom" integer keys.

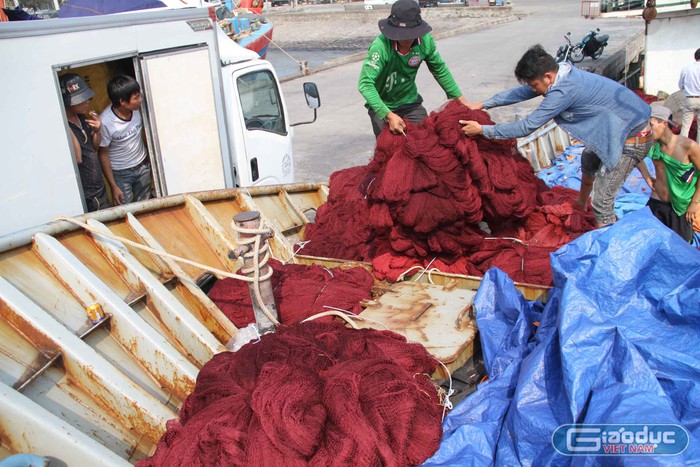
[{"left": 516, "top": 122, "right": 572, "bottom": 172}]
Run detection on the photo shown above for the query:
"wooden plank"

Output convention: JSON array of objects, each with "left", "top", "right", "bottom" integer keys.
[{"left": 355, "top": 281, "right": 478, "bottom": 372}]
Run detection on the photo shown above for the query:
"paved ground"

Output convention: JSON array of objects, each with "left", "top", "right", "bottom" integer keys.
[
  {"left": 268, "top": 5, "right": 516, "bottom": 50},
  {"left": 273, "top": 0, "right": 647, "bottom": 183}
]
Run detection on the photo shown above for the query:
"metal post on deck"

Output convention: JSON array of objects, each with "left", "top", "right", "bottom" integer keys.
[{"left": 231, "top": 211, "right": 279, "bottom": 335}]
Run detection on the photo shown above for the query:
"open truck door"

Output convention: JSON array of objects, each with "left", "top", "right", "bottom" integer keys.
[{"left": 139, "top": 46, "right": 229, "bottom": 196}]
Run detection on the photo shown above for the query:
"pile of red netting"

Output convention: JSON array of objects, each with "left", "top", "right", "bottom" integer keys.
[
  {"left": 137, "top": 321, "right": 444, "bottom": 466},
  {"left": 303, "top": 100, "right": 596, "bottom": 285},
  {"left": 208, "top": 260, "right": 374, "bottom": 327}
]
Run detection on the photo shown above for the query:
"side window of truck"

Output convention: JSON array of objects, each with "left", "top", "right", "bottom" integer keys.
[{"left": 237, "top": 70, "right": 287, "bottom": 136}]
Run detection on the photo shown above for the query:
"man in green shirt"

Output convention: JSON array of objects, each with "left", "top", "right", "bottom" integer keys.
[
  {"left": 358, "top": 0, "right": 468, "bottom": 137},
  {"left": 637, "top": 104, "right": 700, "bottom": 242}
]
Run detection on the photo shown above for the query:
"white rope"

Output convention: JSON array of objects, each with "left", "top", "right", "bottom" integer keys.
[
  {"left": 281, "top": 240, "right": 310, "bottom": 264},
  {"left": 436, "top": 359, "right": 454, "bottom": 421},
  {"left": 396, "top": 265, "right": 423, "bottom": 282},
  {"left": 267, "top": 36, "right": 306, "bottom": 68},
  {"left": 232, "top": 220, "right": 280, "bottom": 326},
  {"left": 396, "top": 263, "right": 441, "bottom": 284},
  {"left": 415, "top": 257, "right": 437, "bottom": 282},
  {"left": 56, "top": 215, "right": 280, "bottom": 326},
  {"left": 301, "top": 310, "right": 360, "bottom": 329},
  {"left": 322, "top": 306, "right": 391, "bottom": 331},
  {"left": 483, "top": 236, "right": 527, "bottom": 245}
]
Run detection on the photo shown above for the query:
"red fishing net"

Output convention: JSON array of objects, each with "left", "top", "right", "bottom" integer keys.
[
  {"left": 208, "top": 259, "right": 375, "bottom": 327},
  {"left": 303, "top": 100, "right": 596, "bottom": 285},
  {"left": 137, "top": 321, "right": 444, "bottom": 467}
]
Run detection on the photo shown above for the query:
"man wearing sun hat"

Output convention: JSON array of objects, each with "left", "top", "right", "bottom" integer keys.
[
  {"left": 636, "top": 104, "right": 700, "bottom": 242},
  {"left": 358, "top": 0, "right": 469, "bottom": 137},
  {"left": 59, "top": 73, "right": 109, "bottom": 212}
]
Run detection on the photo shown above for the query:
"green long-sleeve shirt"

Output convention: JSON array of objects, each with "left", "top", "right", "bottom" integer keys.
[{"left": 358, "top": 34, "right": 463, "bottom": 120}]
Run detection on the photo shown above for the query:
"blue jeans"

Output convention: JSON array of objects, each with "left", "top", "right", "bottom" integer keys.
[
  {"left": 584, "top": 139, "right": 652, "bottom": 225},
  {"left": 113, "top": 161, "right": 152, "bottom": 204}
]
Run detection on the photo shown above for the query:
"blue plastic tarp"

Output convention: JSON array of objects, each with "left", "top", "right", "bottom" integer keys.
[
  {"left": 424, "top": 209, "right": 700, "bottom": 465},
  {"left": 58, "top": 0, "right": 166, "bottom": 18},
  {"left": 537, "top": 145, "right": 700, "bottom": 249}
]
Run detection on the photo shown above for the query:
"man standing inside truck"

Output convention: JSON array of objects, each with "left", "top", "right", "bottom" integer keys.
[
  {"left": 636, "top": 104, "right": 700, "bottom": 242},
  {"left": 59, "top": 73, "right": 109, "bottom": 212},
  {"left": 359, "top": 0, "right": 469, "bottom": 137},
  {"left": 99, "top": 75, "right": 151, "bottom": 205},
  {"left": 460, "top": 44, "right": 651, "bottom": 228}
]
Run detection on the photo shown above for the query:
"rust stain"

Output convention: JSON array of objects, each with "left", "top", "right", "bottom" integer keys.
[
  {"left": 442, "top": 279, "right": 459, "bottom": 292},
  {"left": 0, "top": 300, "right": 59, "bottom": 357},
  {"left": 410, "top": 302, "right": 432, "bottom": 322},
  {"left": 60, "top": 230, "right": 137, "bottom": 299},
  {"left": 67, "top": 357, "right": 169, "bottom": 444},
  {"left": 455, "top": 304, "right": 474, "bottom": 330}
]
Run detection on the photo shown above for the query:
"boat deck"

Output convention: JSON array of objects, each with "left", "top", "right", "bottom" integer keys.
[{"left": 0, "top": 184, "right": 548, "bottom": 463}]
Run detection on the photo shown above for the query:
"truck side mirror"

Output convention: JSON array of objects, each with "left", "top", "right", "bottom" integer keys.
[
  {"left": 303, "top": 82, "right": 320, "bottom": 109},
  {"left": 291, "top": 82, "right": 320, "bottom": 127}
]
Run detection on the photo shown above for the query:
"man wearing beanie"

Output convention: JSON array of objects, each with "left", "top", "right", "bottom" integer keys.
[{"left": 358, "top": 0, "right": 468, "bottom": 137}]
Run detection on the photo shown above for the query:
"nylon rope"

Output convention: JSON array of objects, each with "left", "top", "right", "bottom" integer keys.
[{"left": 55, "top": 216, "right": 280, "bottom": 326}]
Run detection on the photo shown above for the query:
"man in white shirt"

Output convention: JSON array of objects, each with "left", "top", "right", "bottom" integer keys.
[
  {"left": 99, "top": 75, "right": 151, "bottom": 205},
  {"left": 678, "top": 48, "right": 700, "bottom": 144}
]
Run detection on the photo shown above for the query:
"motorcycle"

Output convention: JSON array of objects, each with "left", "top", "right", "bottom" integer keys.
[
  {"left": 555, "top": 32, "right": 576, "bottom": 63},
  {"left": 570, "top": 28, "right": 609, "bottom": 63}
]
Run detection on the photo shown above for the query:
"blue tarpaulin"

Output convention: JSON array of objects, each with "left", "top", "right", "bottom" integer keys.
[
  {"left": 425, "top": 209, "right": 700, "bottom": 465},
  {"left": 58, "top": 0, "right": 166, "bottom": 18},
  {"left": 536, "top": 145, "right": 700, "bottom": 248}
]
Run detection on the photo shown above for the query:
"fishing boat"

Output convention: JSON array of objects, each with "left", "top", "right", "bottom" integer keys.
[
  {"left": 58, "top": 0, "right": 274, "bottom": 59},
  {"left": 217, "top": 9, "right": 274, "bottom": 59}
]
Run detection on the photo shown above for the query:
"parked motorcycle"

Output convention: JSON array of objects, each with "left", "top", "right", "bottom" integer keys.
[
  {"left": 555, "top": 32, "right": 576, "bottom": 63},
  {"left": 570, "top": 28, "right": 609, "bottom": 63}
]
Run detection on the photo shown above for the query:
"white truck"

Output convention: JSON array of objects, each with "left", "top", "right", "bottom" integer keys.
[{"left": 0, "top": 7, "right": 319, "bottom": 237}]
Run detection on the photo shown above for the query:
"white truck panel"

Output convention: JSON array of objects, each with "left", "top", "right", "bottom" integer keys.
[
  {"left": 0, "top": 8, "right": 298, "bottom": 237},
  {"left": 141, "top": 47, "right": 227, "bottom": 195}
]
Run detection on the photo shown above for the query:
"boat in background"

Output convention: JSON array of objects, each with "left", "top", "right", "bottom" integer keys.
[
  {"left": 59, "top": 0, "right": 274, "bottom": 59},
  {"left": 216, "top": 0, "right": 274, "bottom": 59}
]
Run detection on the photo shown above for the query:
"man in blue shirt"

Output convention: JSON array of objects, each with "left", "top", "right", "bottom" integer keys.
[{"left": 460, "top": 44, "right": 650, "bottom": 227}]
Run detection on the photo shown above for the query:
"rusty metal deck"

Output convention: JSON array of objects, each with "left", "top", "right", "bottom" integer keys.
[{"left": 0, "top": 184, "right": 547, "bottom": 463}]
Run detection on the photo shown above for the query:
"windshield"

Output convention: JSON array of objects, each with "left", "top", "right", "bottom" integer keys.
[{"left": 237, "top": 70, "right": 286, "bottom": 136}]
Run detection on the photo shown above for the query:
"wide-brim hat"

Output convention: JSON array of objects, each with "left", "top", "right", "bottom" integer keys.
[
  {"left": 59, "top": 73, "right": 95, "bottom": 107},
  {"left": 378, "top": 0, "right": 432, "bottom": 41}
]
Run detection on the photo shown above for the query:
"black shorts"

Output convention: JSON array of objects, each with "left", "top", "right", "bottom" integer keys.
[
  {"left": 646, "top": 197, "right": 693, "bottom": 242},
  {"left": 581, "top": 147, "right": 602, "bottom": 177},
  {"left": 368, "top": 96, "right": 429, "bottom": 138}
]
